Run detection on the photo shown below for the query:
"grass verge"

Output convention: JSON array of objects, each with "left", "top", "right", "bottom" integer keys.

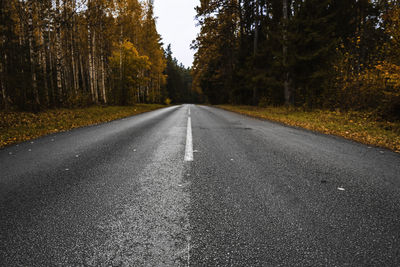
[
  {"left": 217, "top": 105, "right": 400, "bottom": 153},
  {"left": 0, "top": 104, "right": 166, "bottom": 148}
]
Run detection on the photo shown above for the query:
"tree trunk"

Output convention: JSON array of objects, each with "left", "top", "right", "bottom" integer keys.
[
  {"left": 238, "top": 0, "right": 244, "bottom": 46},
  {"left": 71, "top": 26, "right": 77, "bottom": 95},
  {"left": 55, "top": 0, "right": 63, "bottom": 106},
  {"left": 74, "top": 53, "right": 80, "bottom": 93},
  {"left": 282, "top": 0, "right": 291, "bottom": 106},
  {"left": 119, "top": 23, "right": 124, "bottom": 105},
  {"left": 73, "top": 11, "right": 80, "bottom": 95},
  {"left": 0, "top": 5, "right": 9, "bottom": 110},
  {"left": 100, "top": 47, "right": 107, "bottom": 104},
  {"left": 18, "top": 10, "right": 27, "bottom": 108},
  {"left": 0, "top": 52, "right": 8, "bottom": 110},
  {"left": 62, "top": 0, "right": 71, "bottom": 99},
  {"left": 79, "top": 52, "right": 87, "bottom": 93},
  {"left": 92, "top": 30, "right": 99, "bottom": 103},
  {"left": 151, "top": 78, "right": 155, "bottom": 103},
  {"left": 254, "top": 0, "right": 259, "bottom": 56},
  {"left": 88, "top": 23, "right": 95, "bottom": 102},
  {"left": 252, "top": 0, "right": 260, "bottom": 105},
  {"left": 70, "top": 0, "right": 78, "bottom": 95},
  {"left": 40, "top": 27, "right": 49, "bottom": 106},
  {"left": 28, "top": 0, "right": 40, "bottom": 111},
  {"left": 48, "top": 27, "right": 55, "bottom": 106}
]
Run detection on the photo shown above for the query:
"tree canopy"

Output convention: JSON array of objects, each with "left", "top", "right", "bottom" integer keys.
[
  {"left": 192, "top": 0, "right": 400, "bottom": 118},
  {"left": 0, "top": 0, "right": 169, "bottom": 111}
]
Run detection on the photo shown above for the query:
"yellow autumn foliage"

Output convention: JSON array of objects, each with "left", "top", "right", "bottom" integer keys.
[
  {"left": 109, "top": 41, "right": 151, "bottom": 104},
  {"left": 218, "top": 105, "right": 400, "bottom": 153},
  {"left": 332, "top": 4, "right": 400, "bottom": 116},
  {"left": 0, "top": 105, "right": 165, "bottom": 148}
]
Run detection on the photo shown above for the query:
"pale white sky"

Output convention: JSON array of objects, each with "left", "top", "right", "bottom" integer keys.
[{"left": 153, "top": 0, "right": 199, "bottom": 68}]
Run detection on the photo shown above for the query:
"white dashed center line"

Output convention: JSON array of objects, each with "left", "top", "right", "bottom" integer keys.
[{"left": 184, "top": 108, "right": 193, "bottom": 162}]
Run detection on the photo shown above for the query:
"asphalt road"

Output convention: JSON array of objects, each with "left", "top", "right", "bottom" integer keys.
[{"left": 1, "top": 104, "right": 400, "bottom": 266}]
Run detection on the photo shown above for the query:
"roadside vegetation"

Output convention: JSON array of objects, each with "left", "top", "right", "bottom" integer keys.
[
  {"left": 218, "top": 105, "right": 400, "bottom": 153},
  {"left": 0, "top": 0, "right": 196, "bottom": 112},
  {"left": 2, "top": 0, "right": 400, "bottom": 153},
  {"left": 193, "top": 1, "right": 400, "bottom": 152},
  {"left": 0, "top": 0, "right": 193, "bottom": 148},
  {"left": 193, "top": 1, "right": 400, "bottom": 121},
  {"left": 0, "top": 104, "right": 164, "bottom": 148}
]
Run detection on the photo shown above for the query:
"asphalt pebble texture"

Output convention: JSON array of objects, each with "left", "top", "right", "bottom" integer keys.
[{"left": 1, "top": 104, "right": 400, "bottom": 266}]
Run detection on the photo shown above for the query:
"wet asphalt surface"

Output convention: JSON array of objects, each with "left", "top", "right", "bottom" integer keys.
[{"left": 1, "top": 104, "right": 400, "bottom": 266}]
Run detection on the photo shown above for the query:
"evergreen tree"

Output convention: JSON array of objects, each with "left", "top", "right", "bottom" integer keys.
[
  {"left": 164, "top": 44, "right": 195, "bottom": 103},
  {"left": 192, "top": 0, "right": 396, "bottom": 117}
]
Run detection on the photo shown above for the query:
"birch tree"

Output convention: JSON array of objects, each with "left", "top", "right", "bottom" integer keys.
[{"left": 0, "top": 0, "right": 167, "bottom": 110}]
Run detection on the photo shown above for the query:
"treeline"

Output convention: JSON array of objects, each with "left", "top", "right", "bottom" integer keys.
[
  {"left": 164, "top": 44, "right": 200, "bottom": 104},
  {"left": 192, "top": 0, "right": 400, "bottom": 118},
  {"left": 0, "top": 0, "right": 167, "bottom": 111}
]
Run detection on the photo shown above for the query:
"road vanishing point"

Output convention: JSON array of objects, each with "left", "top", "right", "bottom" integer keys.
[{"left": 1, "top": 105, "right": 400, "bottom": 266}]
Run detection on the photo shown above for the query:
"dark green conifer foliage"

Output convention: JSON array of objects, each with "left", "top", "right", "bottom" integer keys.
[
  {"left": 164, "top": 45, "right": 195, "bottom": 104},
  {"left": 192, "top": 0, "right": 399, "bottom": 118}
]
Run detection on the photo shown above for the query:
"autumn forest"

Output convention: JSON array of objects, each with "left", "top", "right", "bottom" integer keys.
[
  {"left": 1, "top": 0, "right": 400, "bottom": 120},
  {"left": 0, "top": 0, "right": 193, "bottom": 112},
  {"left": 192, "top": 0, "right": 400, "bottom": 119}
]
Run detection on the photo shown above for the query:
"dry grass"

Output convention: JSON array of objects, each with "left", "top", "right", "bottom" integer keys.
[
  {"left": 0, "top": 104, "right": 165, "bottom": 148},
  {"left": 217, "top": 105, "right": 400, "bottom": 153}
]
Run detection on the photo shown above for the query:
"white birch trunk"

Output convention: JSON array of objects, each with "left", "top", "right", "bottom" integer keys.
[
  {"left": 92, "top": 30, "right": 98, "bottom": 103},
  {"left": 100, "top": 48, "right": 107, "bottom": 104},
  {"left": 88, "top": 23, "right": 95, "bottom": 102}
]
